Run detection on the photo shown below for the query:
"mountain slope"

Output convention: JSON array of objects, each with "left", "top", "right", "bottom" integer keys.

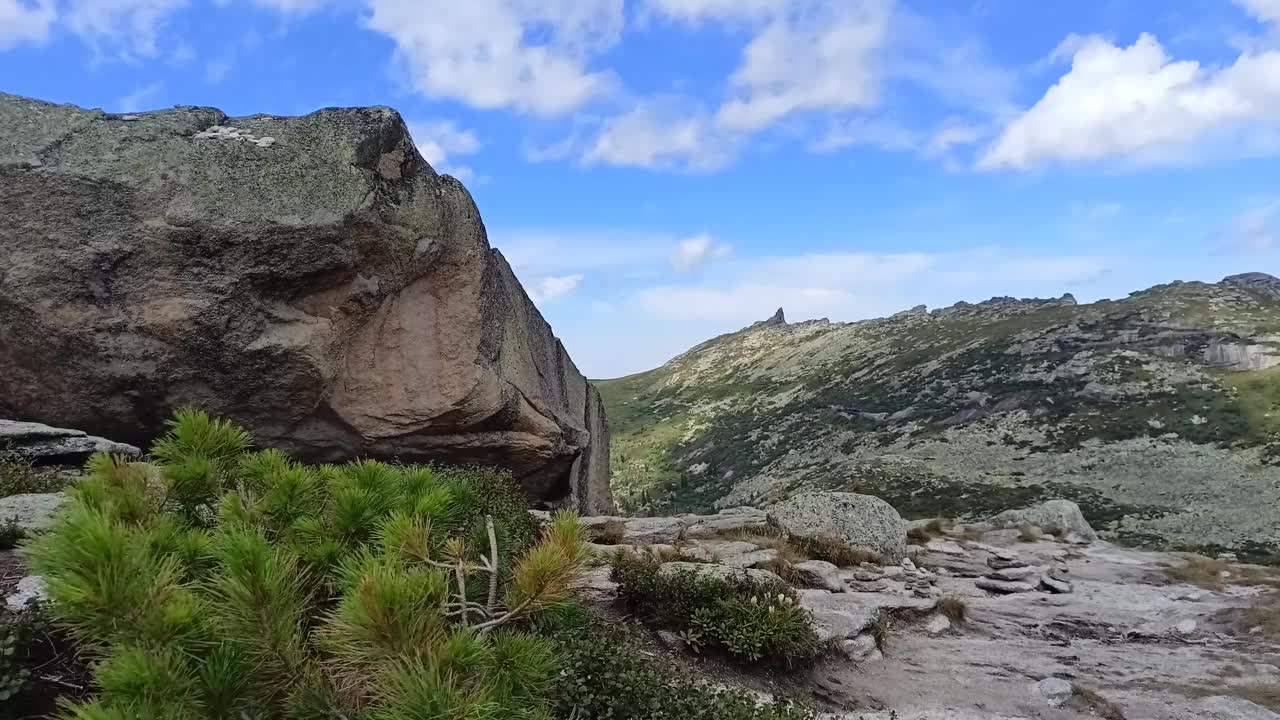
[{"left": 597, "top": 273, "right": 1280, "bottom": 561}]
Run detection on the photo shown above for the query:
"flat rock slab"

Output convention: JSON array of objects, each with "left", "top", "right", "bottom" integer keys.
[
  {"left": 975, "top": 577, "right": 1037, "bottom": 594},
  {"left": 657, "top": 561, "right": 783, "bottom": 588},
  {"left": 0, "top": 419, "right": 139, "bottom": 464},
  {"left": 0, "top": 492, "right": 69, "bottom": 532},
  {"left": 798, "top": 589, "right": 934, "bottom": 642}
]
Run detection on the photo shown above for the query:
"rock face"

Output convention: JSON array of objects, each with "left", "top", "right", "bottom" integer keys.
[
  {"left": 0, "top": 93, "right": 611, "bottom": 512},
  {"left": 0, "top": 419, "right": 140, "bottom": 464},
  {"left": 769, "top": 491, "right": 908, "bottom": 561}
]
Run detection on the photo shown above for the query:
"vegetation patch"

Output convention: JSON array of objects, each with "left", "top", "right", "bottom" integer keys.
[
  {"left": 0, "top": 450, "right": 66, "bottom": 498},
  {"left": 1165, "top": 554, "right": 1229, "bottom": 590},
  {"left": 610, "top": 553, "right": 822, "bottom": 663},
  {"left": 541, "top": 605, "right": 813, "bottom": 720},
  {"left": 24, "top": 408, "right": 589, "bottom": 719},
  {"left": 937, "top": 595, "right": 968, "bottom": 624}
]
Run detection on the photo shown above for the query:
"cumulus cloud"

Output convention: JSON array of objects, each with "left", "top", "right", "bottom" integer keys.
[
  {"left": 0, "top": 0, "right": 56, "bottom": 49},
  {"left": 407, "top": 120, "right": 483, "bottom": 182},
  {"left": 581, "top": 99, "right": 736, "bottom": 171},
  {"left": 66, "top": 0, "right": 188, "bottom": 58},
  {"left": 670, "top": 233, "right": 731, "bottom": 272},
  {"left": 715, "top": 0, "right": 892, "bottom": 131},
  {"left": 1237, "top": 0, "right": 1280, "bottom": 24},
  {"left": 364, "top": 0, "right": 623, "bottom": 116},
  {"left": 1218, "top": 201, "right": 1280, "bottom": 253},
  {"left": 527, "top": 274, "right": 585, "bottom": 304},
  {"left": 980, "top": 33, "right": 1280, "bottom": 169}
]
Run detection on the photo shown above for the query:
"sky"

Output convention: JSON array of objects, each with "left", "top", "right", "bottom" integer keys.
[{"left": 2, "top": 0, "right": 1280, "bottom": 378}]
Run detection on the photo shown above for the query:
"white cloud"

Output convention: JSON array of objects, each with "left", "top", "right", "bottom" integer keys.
[
  {"left": 634, "top": 249, "right": 1111, "bottom": 323},
  {"left": 924, "top": 123, "right": 982, "bottom": 156},
  {"left": 670, "top": 233, "right": 731, "bottom": 272},
  {"left": 980, "top": 33, "right": 1280, "bottom": 169},
  {"left": 66, "top": 0, "right": 188, "bottom": 58},
  {"left": 116, "top": 82, "right": 163, "bottom": 112},
  {"left": 364, "top": 0, "right": 623, "bottom": 116},
  {"left": 1219, "top": 201, "right": 1280, "bottom": 252},
  {"left": 582, "top": 99, "right": 735, "bottom": 171},
  {"left": 251, "top": 0, "right": 330, "bottom": 11},
  {"left": 1237, "top": 0, "right": 1280, "bottom": 24},
  {"left": 0, "top": 0, "right": 56, "bottom": 50},
  {"left": 716, "top": 0, "right": 892, "bottom": 131},
  {"left": 407, "top": 120, "right": 482, "bottom": 182},
  {"left": 527, "top": 274, "right": 585, "bottom": 304},
  {"left": 645, "top": 0, "right": 787, "bottom": 23}
]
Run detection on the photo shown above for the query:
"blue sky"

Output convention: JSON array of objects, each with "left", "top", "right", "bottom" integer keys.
[{"left": 3, "top": 0, "right": 1279, "bottom": 378}]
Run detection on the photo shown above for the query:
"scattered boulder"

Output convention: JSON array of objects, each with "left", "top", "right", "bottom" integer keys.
[
  {"left": 837, "top": 633, "right": 879, "bottom": 662},
  {"left": 924, "top": 614, "right": 951, "bottom": 635},
  {"left": 769, "top": 492, "right": 908, "bottom": 561},
  {"left": 1032, "top": 677, "right": 1073, "bottom": 708},
  {"left": 0, "top": 419, "right": 140, "bottom": 464},
  {"left": 988, "top": 500, "right": 1098, "bottom": 544},
  {"left": 791, "top": 560, "right": 845, "bottom": 592},
  {"left": 0, "top": 492, "right": 70, "bottom": 532},
  {"left": 0, "top": 93, "right": 611, "bottom": 513},
  {"left": 1040, "top": 576, "right": 1072, "bottom": 594}
]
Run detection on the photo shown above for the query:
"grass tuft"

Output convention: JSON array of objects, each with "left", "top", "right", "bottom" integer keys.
[{"left": 937, "top": 595, "right": 968, "bottom": 624}]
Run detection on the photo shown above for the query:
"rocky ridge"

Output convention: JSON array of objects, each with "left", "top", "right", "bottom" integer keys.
[{"left": 598, "top": 273, "right": 1280, "bottom": 557}]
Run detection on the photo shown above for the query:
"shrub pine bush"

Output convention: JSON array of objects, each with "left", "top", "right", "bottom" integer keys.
[
  {"left": 609, "top": 553, "right": 821, "bottom": 663},
  {"left": 541, "top": 606, "right": 814, "bottom": 720},
  {"left": 26, "top": 408, "right": 587, "bottom": 719}
]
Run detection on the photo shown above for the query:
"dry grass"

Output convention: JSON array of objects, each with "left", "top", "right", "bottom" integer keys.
[
  {"left": 1243, "top": 592, "right": 1280, "bottom": 636},
  {"left": 1068, "top": 687, "right": 1127, "bottom": 719},
  {"left": 761, "top": 557, "right": 808, "bottom": 587},
  {"left": 937, "top": 595, "right": 968, "bottom": 624},
  {"left": 1017, "top": 523, "right": 1044, "bottom": 543},
  {"left": 717, "top": 529, "right": 810, "bottom": 565},
  {"left": 907, "top": 518, "right": 951, "bottom": 543},
  {"left": 1165, "top": 554, "right": 1228, "bottom": 589},
  {"left": 590, "top": 519, "right": 627, "bottom": 545},
  {"left": 870, "top": 614, "right": 891, "bottom": 651},
  {"left": 792, "top": 534, "right": 881, "bottom": 567}
]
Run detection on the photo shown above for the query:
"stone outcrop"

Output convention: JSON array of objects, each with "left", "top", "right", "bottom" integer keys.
[
  {"left": 0, "top": 419, "right": 140, "bottom": 464},
  {"left": 0, "top": 93, "right": 610, "bottom": 512}
]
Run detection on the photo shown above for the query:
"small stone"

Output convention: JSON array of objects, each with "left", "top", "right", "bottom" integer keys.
[
  {"left": 925, "top": 539, "right": 967, "bottom": 556},
  {"left": 925, "top": 614, "right": 951, "bottom": 635},
  {"left": 987, "top": 556, "right": 1024, "bottom": 570},
  {"left": 901, "top": 558, "right": 917, "bottom": 571},
  {"left": 656, "top": 630, "right": 686, "bottom": 651},
  {"left": 792, "top": 560, "right": 845, "bottom": 593},
  {"left": 5, "top": 576, "right": 48, "bottom": 611},
  {"left": 989, "top": 565, "right": 1039, "bottom": 581},
  {"left": 1175, "top": 619, "right": 1197, "bottom": 635},
  {"left": 1040, "top": 576, "right": 1072, "bottom": 594},
  {"left": 1033, "top": 677, "right": 1073, "bottom": 708},
  {"left": 838, "top": 634, "right": 879, "bottom": 662},
  {"left": 976, "top": 578, "right": 1037, "bottom": 594}
]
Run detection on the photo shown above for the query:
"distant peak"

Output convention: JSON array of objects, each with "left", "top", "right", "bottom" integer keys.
[{"left": 766, "top": 307, "right": 786, "bottom": 325}]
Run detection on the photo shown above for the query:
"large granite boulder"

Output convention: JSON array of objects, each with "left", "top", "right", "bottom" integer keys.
[
  {"left": 988, "top": 499, "right": 1097, "bottom": 544},
  {"left": 768, "top": 491, "right": 908, "bottom": 561},
  {"left": 0, "top": 93, "right": 611, "bottom": 512}
]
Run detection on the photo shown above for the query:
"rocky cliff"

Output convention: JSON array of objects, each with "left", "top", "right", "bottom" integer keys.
[
  {"left": 0, "top": 92, "right": 611, "bottom": 513},
  {"left": 599, "top": 273, "right": 1280, "bottom": 558}
]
